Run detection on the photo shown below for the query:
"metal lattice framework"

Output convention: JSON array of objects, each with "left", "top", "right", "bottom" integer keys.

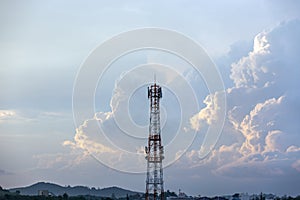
[{"left": 145, "top": 83, "right": 164, "bottom": 200}]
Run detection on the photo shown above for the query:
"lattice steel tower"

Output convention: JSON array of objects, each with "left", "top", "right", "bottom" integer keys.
[{"left": 145, "top": 82, "right": 164, "bottom": 200}]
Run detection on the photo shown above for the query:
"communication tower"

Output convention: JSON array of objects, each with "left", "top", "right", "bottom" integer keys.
[{"left": 145, "top": 82, "right": 164, "bottom": 200}]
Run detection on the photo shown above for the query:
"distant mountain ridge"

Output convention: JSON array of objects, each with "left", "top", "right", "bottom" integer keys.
[{"left": 9, "top": 182, "right": 142, "bottom": 197}]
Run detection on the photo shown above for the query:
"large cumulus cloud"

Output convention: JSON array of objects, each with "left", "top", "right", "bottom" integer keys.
[{"left": 188, "top": 19, "right": 300, "bottom": 181}]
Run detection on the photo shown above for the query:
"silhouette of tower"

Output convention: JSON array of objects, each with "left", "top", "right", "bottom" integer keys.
[{"left": 145, "top": 82, "right": 164, "bottom": 200}]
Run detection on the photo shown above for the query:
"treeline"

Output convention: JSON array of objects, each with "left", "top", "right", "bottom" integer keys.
[
  {"left": 1, "top": 193, "right": 118, "bottom": 200},
  {"left": 0, "top": 186, "right": 135, "bottom": 200},
  {"left": 0, "top": 186, "right": 178, "bottom": 200}
]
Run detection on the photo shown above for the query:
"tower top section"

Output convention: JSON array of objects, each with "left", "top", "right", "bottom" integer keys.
[{"left": 148, "top": 83, "right": 162, "bottom": 99}]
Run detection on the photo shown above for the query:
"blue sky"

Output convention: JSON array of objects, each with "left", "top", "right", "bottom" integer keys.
[{"left": 1, "top": 0, "right": 300, "bottom": 197}]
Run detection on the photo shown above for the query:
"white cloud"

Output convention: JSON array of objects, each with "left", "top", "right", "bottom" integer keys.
[
  {"left": 184, "top": 19, "right": 300, "bottom": 181},
  {"left": 264, "top": 130, "right": 286, "bottom": 152},
  {"left": 63, "top": 114, "right": 117, "bottom": 155},
  {"left": 230, "top": 32, "right": 273, "bottom": 89},
  {"left": 190, "top": 90, "right": 226, "bottom": 130},
  {"left": 239, "top": 96, "right": 284, "bottom": 155},
  {"left": 0, "top": 109, "right": 35, "bottom": 124},
  {"left": 190, "top": 92, "right": 222, "bottom": 131},
  {"left": 0, "top": 110, "right": 69, "bottom": 125},
  {"left": 63, "top": 112, "right": 128, "bottom": 171},
  {"left": 0, "top": 110, "right": 17, "bottom": 122},
  {"left": 286, "top": 145, "right": 300, "bottom": 153}
]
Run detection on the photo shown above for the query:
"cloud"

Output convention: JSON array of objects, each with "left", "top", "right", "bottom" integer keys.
[
  {"left": 0, "top": 109, "right": 34, "bottom": 124},
  {"left": 184, "top": 19, "right": 300, "bottom": 180},
  {"left": 190, "top": 91, "right": 223, "bottom": 131},
  {"left": 63, "top": 114, "right": 117, "bottom": 155},
  {"left": 286, "top": 145, "right": 300, "bottom": 153},
  {"left": 62, "top": 112, "right": 128, "bottom": 171},
  {"left": 0, "top": 110, "right": 17, "bottom": 122},
  {"left": 230, "top": 32, "right": 271, "bottom": 88},
  {"left": 238, "top": 96, "right": 284, "bottom": 155},
  {"left": 0, "top": 109, "right": 69, "bottom": 124}
]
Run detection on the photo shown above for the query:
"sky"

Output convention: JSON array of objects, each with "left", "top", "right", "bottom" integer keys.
[{"left": 1, "top": 0, "right": 300, "bottom": 197}]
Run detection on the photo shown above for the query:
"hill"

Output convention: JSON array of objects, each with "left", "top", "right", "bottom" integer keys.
[{"left": 9, "top": 182, "right": 141, "bottom": 197}]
